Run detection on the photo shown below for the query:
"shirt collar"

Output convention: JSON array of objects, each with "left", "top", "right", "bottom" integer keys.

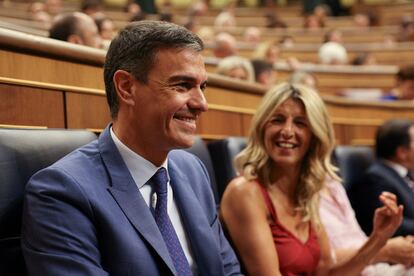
[
  {"left": 110, "top": 127, "right": 169, "bottom": 189},
  {"left": 383, "top": 159, "right": 408, "bottom": 178}
]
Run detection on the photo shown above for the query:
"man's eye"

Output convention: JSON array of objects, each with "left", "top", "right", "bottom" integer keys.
[
  {"left": 176, "top": 83, "right": 192, "bottom": 90},
  {"left": 200, "top": 83, "right": 207, "bottom": 92}
]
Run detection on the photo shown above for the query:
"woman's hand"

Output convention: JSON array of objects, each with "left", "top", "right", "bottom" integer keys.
[
  {"left": 383, "top": 236, "right": 414, "bottom": 266},
  {"left": 372, "top": 192, "right": 403, "bottom": 242}
]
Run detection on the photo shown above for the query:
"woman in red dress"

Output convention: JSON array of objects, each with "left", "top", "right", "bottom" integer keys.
[{"left": 220, "top": 82, "right": 403, "bottom": 276}]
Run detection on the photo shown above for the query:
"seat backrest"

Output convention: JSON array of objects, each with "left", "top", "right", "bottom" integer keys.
[
  {"left": 207, "top": 137, "right": 247, "bottom": 201},
  {"left": 0, "top": 128, "right": 97, "bottom": 276},
  {"left": 333, "top": 145, "right": 374, "bottom": 191},
  {"left": 183, "top": 136, "right": 219, "bottom": 205}
]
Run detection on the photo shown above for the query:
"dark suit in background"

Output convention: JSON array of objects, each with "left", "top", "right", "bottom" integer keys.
[{"left": 352, "top": 160, "right": 414, "bottom": 236}]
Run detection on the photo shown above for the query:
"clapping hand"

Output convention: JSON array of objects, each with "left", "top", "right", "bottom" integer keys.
[{"left": 372, "top": 192, "right": 403, "bottom": 241}]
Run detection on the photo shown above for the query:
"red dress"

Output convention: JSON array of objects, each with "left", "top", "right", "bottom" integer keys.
[{"left": 258, "top": 183, "right": 321, "bottom": 276}]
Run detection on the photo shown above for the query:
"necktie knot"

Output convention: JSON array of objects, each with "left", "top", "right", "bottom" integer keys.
[{"left": 153, "top": 167, "right": 168, "bottom": 195}]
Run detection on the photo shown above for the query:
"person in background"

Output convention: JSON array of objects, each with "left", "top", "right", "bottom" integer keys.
[
  {"left": 320, "top": 178, "right": 414, "bottom": 276},
  {"left": 289, "top": 70, "right": 317, "bottom": 89},
  {"left": 251, "top": 59, "right": 277, "bottom": 88},
  {"left": 28, "top": 2, "right": 51, "bottom": 25},
  {"left": 220, "top": 82, "right": 402, "bottom": 276},
  {"left": 350, "top": 119, "right": 414, "bottom": 237},
  {"left": 216, "top": 56, "right": 255, "bottom": 82},
  {"left": 318, "top": 41, "right": 348, "bottom": 65},
  {"left": 49, "top": 12, "right": 102, "bottom": 48},
  {"left": 81, "top": 0, "right": 102, "bottom": 17},
  {"left": 351, "top": 52, "right": 377, "bottom": 66},
  {"left": 323, "top": 29, "right": 343, "bottom": 44},
  {"left": 243, "top": 27, "right": 262, "bottom": 44},
  {"left": 253, "top": 40, "right": 280, "bottom": 64},
  {"left": 22, "top": 20, "right": 242, "bottom": 275},
  {"left": 94, "top": 16, "right": 115, "bottom": 40},
  {"left": 213, "top": 32, "right": 238, "bottom": 58},
  {"left": 382, "top": 64, "right": 414, "bottom": 101}
]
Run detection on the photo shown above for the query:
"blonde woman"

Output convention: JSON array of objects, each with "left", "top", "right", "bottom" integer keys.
[{"left": 220, "top": 82, "right": 403, "bottom": 276}]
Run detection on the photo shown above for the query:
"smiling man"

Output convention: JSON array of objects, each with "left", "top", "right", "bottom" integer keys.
[{"left": 22, "top": 21, "right": 242, "bottom": 276}]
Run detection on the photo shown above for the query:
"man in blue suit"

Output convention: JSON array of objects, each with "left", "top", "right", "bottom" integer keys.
[
  {"left": 350, "top": 119, "right": 414, "bottom": 237},
  {"left": 22, "top": 21, "right": 242, "bottom": 275}
]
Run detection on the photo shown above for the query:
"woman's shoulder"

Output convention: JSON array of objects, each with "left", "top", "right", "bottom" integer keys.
[
  {"left": 221, "top": 176, "right": 268, "bottom": 222},
  {"left": 222, "top": 176, "right": 265, "bottom": 209},
  {"left": 225, "top": 176, "right": 262, "bottom": 197}
]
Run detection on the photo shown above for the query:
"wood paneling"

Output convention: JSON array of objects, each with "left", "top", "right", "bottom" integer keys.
[
  {"left": 0, "top": 49, "right": 104, "bottom": 90},
  {"left": 0, "top": 83, "right": 64, "bottom": 128},
  {"left": 65, "top": 92, "right": 111, "bottom": 129}
]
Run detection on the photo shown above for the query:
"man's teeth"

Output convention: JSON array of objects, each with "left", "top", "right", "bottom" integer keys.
[
  {"left": 175, "top": 116, "right": 194, "bottom": 122},
  {"left": 277, "top": 142, "right": 295, "bottom": 149}
]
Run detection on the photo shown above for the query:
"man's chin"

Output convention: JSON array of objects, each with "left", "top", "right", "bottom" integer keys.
[{"left": 172, "top": 134, "right": 196, "bottom": 149}]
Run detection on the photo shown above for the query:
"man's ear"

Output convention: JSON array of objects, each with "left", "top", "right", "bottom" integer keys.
[
  {"left": 113, "top": 70, "right": 136, "bottom": 107},
  {"left": 395, "top": 145, "right": 409, "bottom": 163}
]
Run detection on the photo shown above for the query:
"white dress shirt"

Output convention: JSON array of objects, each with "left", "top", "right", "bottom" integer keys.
[{"left": 110, "top": 128, "right": 197, "bottom": 274}]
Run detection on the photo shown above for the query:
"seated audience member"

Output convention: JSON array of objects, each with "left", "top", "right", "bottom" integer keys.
[
  {"left": 318, "top": 41, "right": 348, "bottom": 65},
  {"left": 216, "top": 56, "right": 255, "bottom": 82},
  {"left": 265, "top": 13, "right": 287, "bottom": 29},
  {"left": 49, "top": 12, "right": 102, "bottom": 48},
  {"left": 22, "top": 20, "right": 242, "bottom": 275},
  {"left": 214, "top": 10, "right": 236, "bottom": 30},
  {"left": 351, "top": 52, "right": 377, "bottom": 66},
  {"left": 243, "top": 27, "right": 262, "bottom": 44},
  {"left": 396, "top": 15, "right": 414, "bottom": 42},
  {"left": 351, "top": 119, "right": 414, "bottom": 237},
  {"left": 354, "top": 13, "right": 371, "bottom": 29},
  {"left": 313, "top": 4, "right": 331, "bottom": 24},
  {"left": 188, "top": 0, "right": 208, "bottom": 17},
  {"left": 304, "top": 14, "right": 324, "bottom": 30},
  {"left": 253, "top": 40, "right": 280, "bottom": 64},
  {"left": 81, "top": 0, "right": 102, "bottom": 17},
  {"left": 279, "top": 35, "right": 295, "bottom": 48},
  {"left": 213, "top": 32, "right": 237, "bottom": 58},
  {"left": 320, "top": 178, "right": 414, "bottom": 275},
  {"left": 382, "top": 64, "right": 414, "bottom": 101},
  {"left": 290, "top": 70, "right": 317, "bottom": 89},
  {"left": 251, "top": 59, "right": 276, "bottom": 88},
  {"left": 196, "top": 26, "right": 214, "bottom": 43},
  {"left": 28, "top": 2, "right": 51, "bottom": 25},
  {"left": 45, "top": 0, "right": 62, "bottom": 15},
  {"left": 94, "top": 16, "right": 115, "bottom": 40},
  {"left": 220, "top": 82, "right": 403, "bottom": 275},
  {"left": 323, "top": 29, "right": 343, "bottom": 44}
]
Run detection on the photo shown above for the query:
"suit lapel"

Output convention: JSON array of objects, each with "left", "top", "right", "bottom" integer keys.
[
  {"left": 98, "top": 126, "right": 176, "bottom": 275},
  {"left": 168, "top": 157, "right": 223, "bottom": 275},
  {"left": 380, "top": 161, "right": 414, "bottom": 194}
]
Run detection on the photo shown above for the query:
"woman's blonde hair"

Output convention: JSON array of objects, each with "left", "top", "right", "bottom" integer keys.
[{"left": 235, "top": 82, "right": 339, "bottom": 225}]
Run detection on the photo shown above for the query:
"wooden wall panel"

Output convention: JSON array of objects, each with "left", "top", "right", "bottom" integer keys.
[
  {"left": 197, "top": 110, "right": 243, "bottom": 138},
  {"left": 0, "top": 49, "right": 104, "bottom": 90},
  {"left": 205, "top": 86, "right": 262, "bottom": 110},
  {"left": 0, "top": 83, "right": 64, "bottom": 128},
  {"left": 65, "top": 92, "right": 111, "bottom": 130}
]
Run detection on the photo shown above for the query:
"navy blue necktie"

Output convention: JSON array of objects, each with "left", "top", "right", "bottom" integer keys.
[{"left": 152, "top": 167, "right": 192, "bottom": 276}]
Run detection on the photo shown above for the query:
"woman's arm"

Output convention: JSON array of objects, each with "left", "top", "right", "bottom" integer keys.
[
  {"left": 316, "top": 192, "right": 404, "bottom": 276},
  {"left": 220, "top": 178, "right": 281, "bottom": 276}
]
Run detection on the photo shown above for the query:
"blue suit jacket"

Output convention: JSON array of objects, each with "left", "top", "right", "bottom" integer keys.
[
  {"left": 351, "top": 160, "right": 414, "bottom": 236},
  {"left": 22, "top": 126, "right": 242, "bottom": 275}
]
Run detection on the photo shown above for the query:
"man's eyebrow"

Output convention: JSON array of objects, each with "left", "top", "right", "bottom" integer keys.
[
  {"left": 168, "top": 75, "right": 208, "bottom": 85},
  {"left": 168, "top": 75, "right": 198, "bottom": 83}
]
